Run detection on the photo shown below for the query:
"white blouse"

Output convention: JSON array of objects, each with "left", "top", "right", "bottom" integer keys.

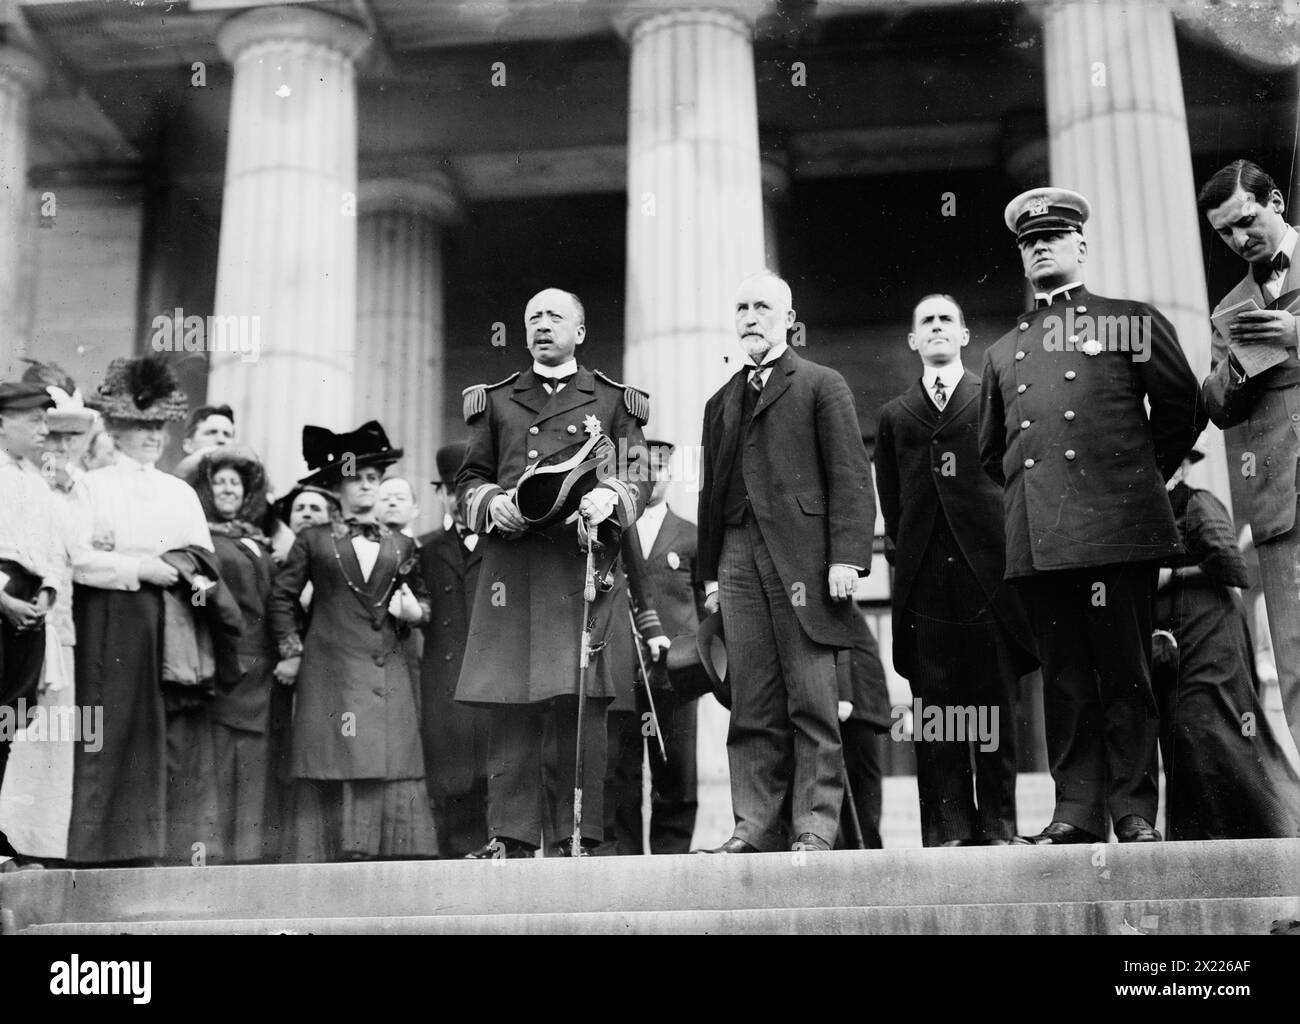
[{"left": 69, "top": 453, "right": 212, "bottom": 590}]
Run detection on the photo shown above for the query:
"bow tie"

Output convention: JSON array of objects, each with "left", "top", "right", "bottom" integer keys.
[
  {"left": 540, "top": 373, "right": 575, "bottom": 394},
  {"left": 1252, "top": 251, "right": 1290, "bottom": 284},
  {"left": 344, "top": 519, "right": 384, "bottom": 542}
]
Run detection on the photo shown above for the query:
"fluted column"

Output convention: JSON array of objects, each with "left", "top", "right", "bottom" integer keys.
[
  {"left": 211, "top": 6, "right": 370, "bottom": 491},
  {"left": 1042, "top": 0, "right": 1230, "bottom": 503},
  {"left": 0, "top": 46, "right": 45, "bottom": 376},
  {"left": 621, "top": 4, "right": 767, "bottom": 461},
  {"left": 355, "top": 176, "right": 458, "bottom": 526}
]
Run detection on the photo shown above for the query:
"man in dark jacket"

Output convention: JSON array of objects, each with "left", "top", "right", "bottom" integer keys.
[
  {"left": 417, "top": 443, "right": 489, "bottom": 858},
  {"left": 876, "top": 295, "right": 1036, "bottom": 846},
  {"left": 696, "top": 271, "right": 875, "bottom": 853},
  {"left": 980, "top": 188, "right": 1200, "bottom": 845}
]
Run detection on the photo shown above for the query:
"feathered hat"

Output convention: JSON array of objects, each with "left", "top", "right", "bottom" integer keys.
[
  {"left": 296, "top": 420, "right": 403, "bottom": 489},
  {"left": 88, "top": 355, "right": 189, "bottom": 423},
  {"left": 21, "top": 359, "right": 94, "bottom": 433}
]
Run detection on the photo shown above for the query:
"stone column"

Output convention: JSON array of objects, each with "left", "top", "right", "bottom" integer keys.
[
  {"left": 1041, "top": 0, "right": 1230, "bottom": 504},
  {"left": 210, "top": 6, "right": 370, "bottom": 492},
  {"left": 620, "top": 3, "right": 767, "bottom": 850},
  {"left": 355, "top": 175, "right": 458, "bottom": 527},
  {"left": 621, "top": 3, "right": 767, "bottom": 465},
  {"left": 0, "top": 45, "right": 45, "bottom": 376}
]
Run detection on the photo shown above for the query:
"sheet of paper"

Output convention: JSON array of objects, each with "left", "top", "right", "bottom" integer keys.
[{"left": 1215, "top": 297, "right": 1292, "bottom": 377}]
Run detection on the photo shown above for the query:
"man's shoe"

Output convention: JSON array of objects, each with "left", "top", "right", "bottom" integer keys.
[
  {"left": 791, "top": 833, "right": 831, "bottom": 852},
  {"left": 554, "top": 838, "right": 597, "bottom": 858},
  {"left": 694, "top": 836, "right": 759, "bottom": 854},
  {"left": 1115, "top": 815, "right": 1162, "bottom": 843},
  {"left": 1011, "top": 821, "right": 1103, "bottom": 846},
  {"left": 465, "top": 837, "right": 535, "bottom": 860}
]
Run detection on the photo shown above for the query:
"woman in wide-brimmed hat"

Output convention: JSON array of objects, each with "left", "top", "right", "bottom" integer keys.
[
  {"left": 180, "top": 444, "right": 284, "bottom": 863},
  {"left": 267, "top": 421, "right": 438, "bottom": 861},
  {"left": 67, "top": 355, "right": 221, "bottom": 865}
]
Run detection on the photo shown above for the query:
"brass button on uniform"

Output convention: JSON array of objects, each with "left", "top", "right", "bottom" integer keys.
[
  {"left": 529, "top": 426, "right": 539, "bottom": 435},
  {"left": 372, "top": 654, "right": 386, "bottom": 667},
  {"left": 1076, "top": 306, "right": 1087, "bottom": 313},
  {"left": 1017, "top": 384, "right": 1028, "bottom": 394},
  {"left": 1021, "top": 420, "right": 1031, "bottom": 429},
  {"left": 1064, "top": 371, "right": 1077, "bottom": 381},
  {"left": 567, "top": 425, "right": 578, "bottom": 434},
  {"left": 1065, "top": 450, "right": 1076, "bottom": 461},
  {"left": 1015, "top": 351, "right": 1026, "bottom": 361},
  {"left": 443, "top": 653, "right": 453, "bottom": 662},
  {"left": 1064, "top": 410, "right": 1075, "bottom": 421},
  {"left": 1019, "top": 323, "right": 1029, "bottom": 331},
  {"left": 1024, "top": 458, "right": 1035, "bottom": 468},
  {"left": 528, "top": 449, "right": 538, "bottom": 459}
]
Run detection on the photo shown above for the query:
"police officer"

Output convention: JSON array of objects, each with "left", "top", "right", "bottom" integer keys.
[
  {"left": 457, "top": 287, "right": 649, "bottom": 858},
  {"left": 979, "top": 188, "right": 1200, "bottom": 845}
]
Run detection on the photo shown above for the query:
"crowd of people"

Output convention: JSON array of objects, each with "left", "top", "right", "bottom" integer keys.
[{"left": 2, "top": 158, "right": 1299, "bottom": 871}]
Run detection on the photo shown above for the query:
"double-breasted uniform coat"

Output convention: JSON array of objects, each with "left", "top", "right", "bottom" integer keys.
[
  {"left": 455, "top": 364, "right": 649, "bottom": 848},
  {"left": 979, "top": 284, "right": 1200, "bottom": 837}
]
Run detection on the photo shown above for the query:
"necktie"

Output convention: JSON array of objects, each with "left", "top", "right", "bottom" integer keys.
[
  {"left": 749, "top": 367, "right": 766, "bottom": 393},
  {"left": 932, "top": 377, "right": 948, "bottom": 410},
  {"left": 542, "top": 374, "right": 575, "bottom": 395},
  {"left": 344, "top": 518, "right": 383, "bottom": 542},
  {"left": 1253, "top": 251, "right": 1290, "bottom": 284}
]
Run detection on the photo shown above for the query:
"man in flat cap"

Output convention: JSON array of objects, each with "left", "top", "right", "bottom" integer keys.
[
  {"left": 456, "top": 287, "right": 649, "bottom": 858},
  {"left": 0, "top": 380, "right": 60, "bottom": 862},
  {"left": 980, "top": 188, "right": 1200, "bottom": 845},
  {"left": 1198, "top": 159, "right": 1300, "bottom": 752}
]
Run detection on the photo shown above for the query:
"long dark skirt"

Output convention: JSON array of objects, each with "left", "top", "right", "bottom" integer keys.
[
  {"left": 164, "top": 688, "right": 222, "bottom": 864},
  {"left": 1154, "top": 582, "right": 1300, "bottom": 840},
  {"left": 68, "top": 585, "right": 168, "bottom": 863},
  {"left": 285, "top": 778, "right": 438, "bottom": 863}
]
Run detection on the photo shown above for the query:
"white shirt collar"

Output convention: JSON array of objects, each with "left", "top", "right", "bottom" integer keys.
[
  {"left": 1274, "top": 226, "right": 1298, "bottom": 264},
  {"left": 922, "top": 361, "right": 965, "bottom": 395},
  {"left": 639, "top": 501, "right": 668, "bottom": 528},
  {"left": 533, "top": 358, "right": 578, "bottom": 380},
  {"left": 747, "top": 340, "right": 788, "bottom": 369},
  {"left": 113, "top": 451, "right": 155, "bottom": 473},
  {"left": 1033, "top": 281, "right": 1083, "bottom": 307}
]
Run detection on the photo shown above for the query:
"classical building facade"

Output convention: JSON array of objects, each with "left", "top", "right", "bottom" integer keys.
[{"left": 2, "top": 0, "right": 1297, "bottom": 841}]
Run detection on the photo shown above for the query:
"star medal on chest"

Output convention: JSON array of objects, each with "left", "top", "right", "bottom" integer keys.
[
  {"left": 666, "top": 551, "right": 680, "bottom": 570},
  {"left": 583, "top": 413, "right": 602, "bottom": 436}
]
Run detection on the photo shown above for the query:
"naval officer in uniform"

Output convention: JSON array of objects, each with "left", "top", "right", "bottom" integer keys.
[
  {"left": 979, "top": 188, "right": 1200, "bottom": 845},
  {"left": 456, "top": 287, "right": 649, "bottom": 858}
]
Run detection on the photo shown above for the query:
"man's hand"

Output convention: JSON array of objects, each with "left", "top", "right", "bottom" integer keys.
[
  {"left": 138, "top": 557, "right": 180, "bottom": 587},
  {"left": 34, "top": 587, "right": 55, "bottom": 613},
  {"left": 273, "top": 656, "right": 301, "bottom": 687},
  {"left": 489, "top": 493, "right": 527, "bottom": 536},
  {"left": 837, "top": 701, "right": 853, "bottom": 723},
  {"left": 703, "top": 586, "right": 720, "bottom": 616},
  {"left": 828, "top": 564, "right": 858, "bottom": 602},
  {"left": 1230, "top": 308, "right": 1297, "bottom": 347},
  {"left": 0, "top": 591, "right": 44, "bottom": 632},
  {"left": 647, "top": 635, "right": 671, "bottom": 662},
  {"left": 578, "top": 488, "right": 618, "bottom": 525}
]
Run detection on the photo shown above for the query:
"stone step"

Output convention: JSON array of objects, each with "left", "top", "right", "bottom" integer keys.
[
  {"left": 2, "top": 839, "right": 1297, "bottom": 934},
  {"left": 15, "top": 896, "right": 1300, "bottom": 936}
]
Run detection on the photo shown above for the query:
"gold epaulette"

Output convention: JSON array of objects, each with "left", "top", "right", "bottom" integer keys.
[
  {"left": 593, "top": 369, "right": 650, "bottom": 424},
  {"left": 462, "top": 372, "right": 520, "bottom": 422}
]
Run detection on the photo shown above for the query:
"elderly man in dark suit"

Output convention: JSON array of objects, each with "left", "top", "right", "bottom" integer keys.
[
  {"left": 417, "top": 442, "right": 489, "bottom": 858},
  {"left": 696, "top": 271, "right": 875, "bottom": 854},
  {"left": 980, "top": 188, "right": 1200, "bottom": 845},
  {"left": 876, "top": 294, "right": 1036, "bottom": 847},
  {"left": 1198, "top": 159, "right": 1300, "bottom": 753},
  {"left": 456, "top": 287, "right": 649, "bottom": 859}
]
